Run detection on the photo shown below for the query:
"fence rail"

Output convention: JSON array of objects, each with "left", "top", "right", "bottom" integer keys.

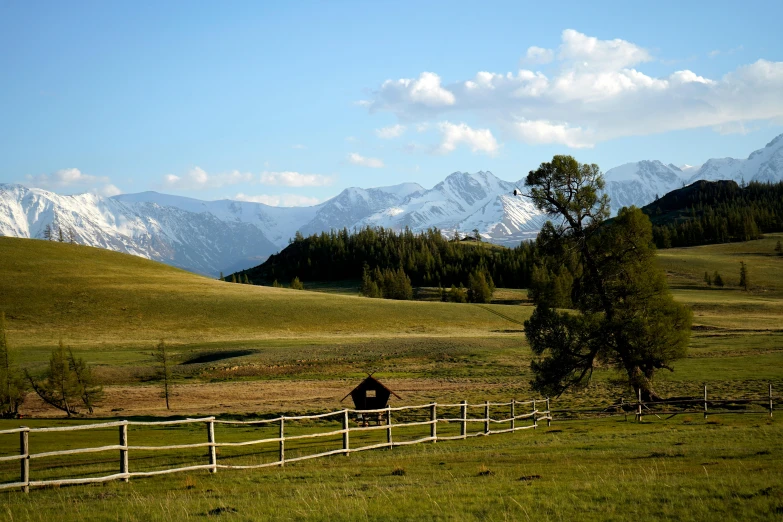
[
  {"left": 551, "top": 384, "right": 776, "bottom": 422},
  {"left": 0, "top": 398, "right": 551, "bottom": 493}
]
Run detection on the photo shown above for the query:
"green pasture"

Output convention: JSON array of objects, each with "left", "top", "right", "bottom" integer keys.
[
  {"left": 1, "top": 235, "right": 783, "bottom": 519},
  {"left": 1, "top": 415, "right": 781, "bottom": 521}
]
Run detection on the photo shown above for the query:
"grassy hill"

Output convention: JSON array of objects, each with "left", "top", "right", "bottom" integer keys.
[
  {"left": 0, "top": 236, "right": 530, "bottom": 351},
  {"left": 1, "top": 234, "right": 782, "bottom": 418},
  {"left": 2, "top": 233, "right": 782, "bottom": 350}
]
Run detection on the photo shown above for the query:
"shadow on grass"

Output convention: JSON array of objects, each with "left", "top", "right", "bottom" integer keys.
[{"left": 181, "top": 350, "right": 257, "bottom": 365}]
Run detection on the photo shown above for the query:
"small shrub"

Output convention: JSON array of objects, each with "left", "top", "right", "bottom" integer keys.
[
  {"left": 391, "top": 467, "right": 406, "bottom": 476},
  {"left": 477, "top": 465, "right": 494, "bottom": 476}
]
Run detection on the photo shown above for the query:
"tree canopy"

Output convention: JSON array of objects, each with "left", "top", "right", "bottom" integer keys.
[
  {"left": 238, "top": 226, "right": 535, "bottom": 290},
  {"left": 523, "top": 155, "right": 692, "bottom": 400}
]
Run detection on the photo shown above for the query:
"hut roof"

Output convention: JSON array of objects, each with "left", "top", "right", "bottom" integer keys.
[{"left": 340, "top": 375, "right": 402, "bottom": 402}]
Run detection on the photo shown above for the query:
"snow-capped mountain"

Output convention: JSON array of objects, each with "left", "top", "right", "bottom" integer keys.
[
  {"left": 0, "top": 185, "right": 279, "bottom": 276},
  {"left": 0, "top": 182, "right": 429, "bottom": 276},
  {"left": 360, "top": 171, "right": 544, "bottom": 244},
  {"left": 687, "top": 133, "right": 783, "bottom": 184},
  {"left": 297, "top": 183, "right": 423, "bottom": 237},
  {"left": 602, "top": 133, "right": 783, "bottom": 214},
  {"left": 3, "top": 132, "right": 782, "bottom": 275},
  {"left": 603, "top": 160, "right": 690, "bottom": 215}
]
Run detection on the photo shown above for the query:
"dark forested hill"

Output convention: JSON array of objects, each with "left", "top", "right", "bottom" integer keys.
[
  {"left": 642, "top": 180, "right": 783, "bottom": 248},
  {"left": 236, "top": 227, "right": 535, "bottom": 289}
]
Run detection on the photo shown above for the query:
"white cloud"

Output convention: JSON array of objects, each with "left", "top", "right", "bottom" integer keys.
[
  {"left": 370, "top": 72, "right": 455, "bottom": 118},
  {"left": 260, "top": 171, "right": 335, "bottom": 187},
  {"left": 234, "top": 193, "right": 320, "bottom": 207},
  {"left": 509, "top": 119, "right": 594, "bottom": 149},
  {"left": 558, "top": 29, "right": 651, "bottom": 71},
  {"left": 162, "top": 167, "right": 333, "bottom": 190},
  {"left": 96, "top": 184, "right": 122, "bottom": 197},
  {"left": 436, "top": 122, "right": 499, "bottom": 155},
  {"left": 24, "top": 168, "right": 121, "bottom": 196},
  {"left": 524, "top": 46, "right": 554, "bottom": 64},
  {"left": 363, "top": 29, "right": 783, "bottom": 148},
  {"left": 347, "top": 153, "right": 385, "bottom": 168},
  {"left": 163, "top": 167, "right": 253, "bottom": 190},
  {"left": 375, "top": 124, "right": 406, "bottom": 139},
  {"left": 291, "top": 144, "right": 307, "bottom": 149},
  {"left": 709, "top": 45, "right": 744, "bottom": 58}
]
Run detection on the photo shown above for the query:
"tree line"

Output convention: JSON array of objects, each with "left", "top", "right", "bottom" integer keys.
[
  {"left": 644, "top": 180, "right": 783, "bottom": 249},
  {"left": 238, "top": 226, "right": 535, "bottom": 290}
]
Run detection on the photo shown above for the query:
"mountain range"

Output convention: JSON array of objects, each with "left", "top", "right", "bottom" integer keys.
[{"left": 1, "top": 133, "right": 782, "bottom": 276}]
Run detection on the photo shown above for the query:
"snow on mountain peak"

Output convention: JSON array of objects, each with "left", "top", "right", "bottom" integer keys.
[{"left": 4, "top": 133, "right": 783, "bottom": 275}]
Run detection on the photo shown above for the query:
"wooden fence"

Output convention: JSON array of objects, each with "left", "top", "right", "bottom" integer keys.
[
  {"left": 550, "top": 383, "right": 776, "bottom": 421},
  {"left": 0, "top": 398, "right": 551, "bottom": 493}
]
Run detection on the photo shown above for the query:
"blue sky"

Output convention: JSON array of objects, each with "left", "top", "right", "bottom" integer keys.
[{"left": 1, "top": 1, "right": 782, "bottom": 205}]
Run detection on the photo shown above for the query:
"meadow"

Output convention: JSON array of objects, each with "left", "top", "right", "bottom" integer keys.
[{"left": 0, "top": 234, "right": 782, "bottom": 519}]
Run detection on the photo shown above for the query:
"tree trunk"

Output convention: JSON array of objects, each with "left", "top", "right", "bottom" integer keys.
[{"left": 628, "top": 366, "right": 663, "bottom": 402}]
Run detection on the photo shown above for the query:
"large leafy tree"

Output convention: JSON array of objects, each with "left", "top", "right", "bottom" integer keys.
[{"left": 523, "top": 155, "right": 692, "bottom": 400}]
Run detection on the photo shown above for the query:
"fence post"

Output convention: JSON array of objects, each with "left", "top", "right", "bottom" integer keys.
[
  {"left": 119, "top": 423, "right": 129, "bottom": 482},
  {"left": 533, "top": 399, "right": 537, "bottom": 429},
  {"left": 278, "top": 417, "right": 285, "bottom": 466},
  {"left": 637, "top": 388, "right": 642, "bottom": 422},
  {"left": 20, "top": 428, "right": 29, "bottom": 493},
  {"left": 703, "top": 384, "right": 708, "bottom": 420},
  {"left": 386, "top": 406, "right": 393, "bottom": 446},
  {"left": 430, "top": 403, "right": 437, "bottom": 442},
  {"left": 484, "top": 400, "right": 490, "bottom": 434},
  {"left": 770, "top": 384, "right": 774, "bottom": 419},
  {"left": 207, "top": 420, "right": 217, "bottom": 473},
  {"left": 460, "top": 400, "right": 467, "bottom": 438},
  {"left": 546, "top": 397, "right": 551, "bottom": 427},
  {"left": 342, "top": 410, "right": 350, "bottom": 455},
  {"left": 510, "top": 399, "right": 516, "bottom": 432}
]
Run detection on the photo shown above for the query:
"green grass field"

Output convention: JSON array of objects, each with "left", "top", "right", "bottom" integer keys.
[
  {"left": 1, "top": 415, "right": 781, "bottom": 521},
  {"left": 1, "top": 235, "right": 782, "bottom": 520}
]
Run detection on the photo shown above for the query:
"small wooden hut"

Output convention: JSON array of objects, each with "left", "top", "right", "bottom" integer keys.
[{"left": 341, "top": 375, "right": 401, "bottom": 425}]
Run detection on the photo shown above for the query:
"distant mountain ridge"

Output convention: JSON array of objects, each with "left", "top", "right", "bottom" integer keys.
[
  {"left": 1, "top": 132, "right": 782, "bottom": 275},
  {"left": 602, "top": 133, "right": 783, "bottom": 214}
]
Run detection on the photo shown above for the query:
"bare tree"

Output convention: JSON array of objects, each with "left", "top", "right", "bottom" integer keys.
[{"left": 153, "top": 340, "right": 172, "bottom": 409}]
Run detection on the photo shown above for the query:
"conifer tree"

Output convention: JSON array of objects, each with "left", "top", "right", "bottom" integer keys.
[
  {"left": 713, "top": 271, "right": 724, "bottom": 287},
  {"left": 231, "top": 274, "right": 237, "bottom": 283},
  {"left": 704, "top": 271, "right": 712, "bottom": 286},
  {"left": 243, "top": 274, "right": 250, "bottom": 285},
  {"left": 26, "top": 341, "right": 80, "bottom": 417},
  {"left": 219, "top": 272, "right": 224, "bottom": 281},
  {"left": 67, "top": 348, "right": 103, "bottom": 414},
  {"left": 739, "top": 261, "right": 749, "bottom": 291},
  {"left": 0, "top": 312, "right": 25, "bottom": 417},
  {"left": 467, "top": 270, "right": 494, "bottom": 303},
  {"left": 58, "top": 227, "right": 65, "bottom": 242},
  {"left": 43, "top": 224, "right": 52, "bottom": 240},
  {"left": 68, "top": 227, "right": 76, "bottom": 244},
  {"left": 290, "top": 277, "right": 304, "bottom": 290},
  {"left": 448, "top": 284, "right": 467, "bottom": 303},
  {"left": 153, "top": 340, "right": 172, "bottom": 410}
]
